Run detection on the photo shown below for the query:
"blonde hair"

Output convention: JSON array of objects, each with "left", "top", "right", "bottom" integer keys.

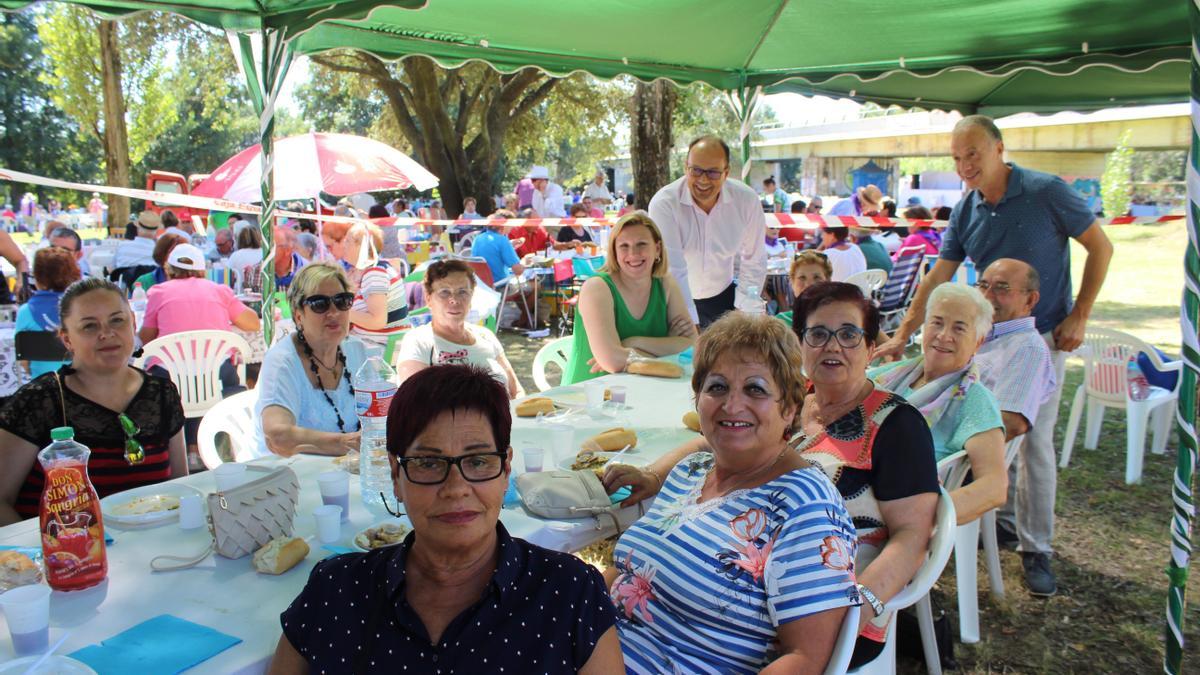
[
  {"left": 286, "top": 262, "right": 351, "bottom": 316},
  {"left": 790, "top": 250, "right": 832, "bottom": 279},
  {"left": 343, "top": 223, "right": 384, "bottom": 260},
  {"left": 602, "top": 211, "right": 668, "bottom": 277},
  {"left": 690, "top": 312, "right": 807, "bottom": 435}
]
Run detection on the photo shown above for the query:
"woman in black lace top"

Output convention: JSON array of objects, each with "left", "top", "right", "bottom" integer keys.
[{"left": 0, "top": 278, "right": 187, "bottom": 525}]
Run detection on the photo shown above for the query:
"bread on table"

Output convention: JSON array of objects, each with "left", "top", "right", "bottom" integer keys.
[
  {"left": 516, "top": 397, "right": 556, "bottom": 417},
  {"left": 252, "top": 537, "right": 309, "bottom": 575},
  {"left": 627, "top": 360, "right": 683, "bottom": 378},
  {"left": 584, "top": 427, "right": 638, "bottom": 452},
  {"left": 0, "top": 551, "right": 41, "bottom": 590},
  {"left": 682, "top": 411, "right": 701, "bottom": 432}
]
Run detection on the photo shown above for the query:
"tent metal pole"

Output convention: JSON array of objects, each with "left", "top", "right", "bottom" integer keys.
[{"left": 1166, "top": 1, "right": 1200, "bottom": 671}]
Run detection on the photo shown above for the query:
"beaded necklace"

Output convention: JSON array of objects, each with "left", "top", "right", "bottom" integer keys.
[{"left": 296, "top": 329, "right": 356, "bottom": 433}]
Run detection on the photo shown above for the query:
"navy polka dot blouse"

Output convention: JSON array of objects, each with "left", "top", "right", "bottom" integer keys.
[{"left": 280, "top": 522, "right": 617, "bottom": 674}]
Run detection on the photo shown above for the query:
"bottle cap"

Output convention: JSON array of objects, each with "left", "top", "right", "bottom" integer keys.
[{"left": 50, "top": 426, "right": 74, "bottom": 441}]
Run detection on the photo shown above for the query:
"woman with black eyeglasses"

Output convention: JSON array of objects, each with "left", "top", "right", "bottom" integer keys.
[
  {"left": 0, "top": 278, "right": 187, "bottom": 526},
  {"left": 255, "top": 263, "right": 364, "bottom": 457},
  {"left": 268, "top": 365, "right": 623, "bottom": 674}
]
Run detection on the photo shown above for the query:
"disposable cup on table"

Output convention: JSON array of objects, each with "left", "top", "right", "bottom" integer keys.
[
  {"left": 317, "top": 471, "right": 351, "bottom": 522},
  {"left": 313, "top": 505, "right": 343, "bottom": 544},
  {"left": 213, "top": 463, "right": 248, "bottom": 492},
  {"left": 523, "top": 447, "right": 545, "bottom": 473},
  {"left": 0, "top": 584, "right": 50, "bottom": 656},
  {"left": 178, "top": 494, "right": 204, "bottom": 530},
  {"left": 584, "top": 381, "right": 606, "bottom": 409},
  {"left": 607, "top": 385, "right": 627, "bottom": 406},
  {"left": 546, "top": 424, "right": 573, "bottom": 465}
]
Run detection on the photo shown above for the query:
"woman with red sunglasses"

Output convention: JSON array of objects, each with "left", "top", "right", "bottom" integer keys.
[{"left": 255, "top": 263, "right": 366, "bottom": 457}]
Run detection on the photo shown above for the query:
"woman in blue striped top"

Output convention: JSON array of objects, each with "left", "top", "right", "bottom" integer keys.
[{"left": 606, "top": 313, "right": 859, "bottom": 674}]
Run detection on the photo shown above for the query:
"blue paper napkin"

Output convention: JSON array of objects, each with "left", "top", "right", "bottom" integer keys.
[
  {"left": 69, "top": 614, "right": 242, "bottom": 674},
  {"left": 503, "top": 476, "right": 521, "bottom": 507},
  {"left": 610, "top": 486, "right": 632, "bottom": 504},
  {"left": 322, "top": 545, "right": 357, "bottom": 557}
]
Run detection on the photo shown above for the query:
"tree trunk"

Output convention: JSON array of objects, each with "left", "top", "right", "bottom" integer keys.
[
  {"left": 98, "top": 19, "right": 131, "bottom": 234},
  {"left": 630, "top": 80, "right": 677, "bottom": 210}
]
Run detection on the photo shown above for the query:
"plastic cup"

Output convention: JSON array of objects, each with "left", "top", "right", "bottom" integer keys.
[
  {"left": 213, "top": 463, "right": 247, "bottom": 492},
  {"left": 178, "top": 494, "right": 204, "bottom": 530},
  {"left": 584, "top": 381, "right": 606, "bottom": 409},
  {"left": 607, "top": 385, "right": 627, "bottom": 406},
  {"left": 317, "top": 471, "right": 351, "bottom": 522},
  {"left": 523, "top": 447, "right": 545, "bottom": 473},
  {"left": 546, "top": 424, "right": 573, "bottom": 466},
  {"left": 313, "top": 505, "right": 343, "bottom": 544},
  {"left": 0, "top": 584, "right": 50, "bottom": 656}
]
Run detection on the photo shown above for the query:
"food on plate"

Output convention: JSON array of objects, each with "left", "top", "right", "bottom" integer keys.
[
  {"left": 682, "top": 410, "right": 701, "bottom": 432},
  {"left": 253, "top": 536, "right": 309, "bottom": 575},
  {"left": 333, "top": 452, "right": 360, "bottom": 475},
  {"left": 110, "top": 494, "right": 181, "bottom": 517},
  {"left": 570, "top": 450, "right": 610, "bottom": 478},
  {"left": 516, "top": 396, "right": 556, "bottom": 417},
  {"left": 0, "top": 551, "right": 41, "bottom": 590},
  {"left": 583, "top": 427, "right": 638, "bottom": 452},
  {"left": 355, "top": 523, "right": 411, "bottom": 550},
  {"left": 627, "top": 359, "right": 684, "bottom": 379}
]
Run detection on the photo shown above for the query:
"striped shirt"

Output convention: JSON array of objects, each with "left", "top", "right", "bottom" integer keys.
[
  {"left": 611, "top": 452, "right": 859, "bottom": 674},
  {"left": 974, "top": 316, "right": 1056, "bottom": 427},
  {"left": 349, "top": 260, "right": 409, "bottom": 346}
]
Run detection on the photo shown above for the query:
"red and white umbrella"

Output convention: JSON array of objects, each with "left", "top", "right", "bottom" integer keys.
[{"left": 192, "top": 132, "right": 438, "bottom": 203}]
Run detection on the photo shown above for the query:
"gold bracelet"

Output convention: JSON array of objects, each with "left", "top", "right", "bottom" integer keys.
[{"left": 646, "top": 467, "right": 664, "bottom": 488}]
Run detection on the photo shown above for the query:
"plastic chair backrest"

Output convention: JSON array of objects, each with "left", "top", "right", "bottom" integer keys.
[
  {"left": 553, "top": 258, "right": 575, "bottom": 284},
  {"left": 878, "top": 245, "right": 925, "bottom": 310},
  {"left": 458, "top": 257, "right": 495, "bottom": 287},
  {"left": 886, "top": 487, "right": 957, "bottom": 612},
  {"left": 938, "top": 449, "right": 972, "bottom": 490},
  {"left": 138, "top": 330, "right": 251, "bottom": 418},
  {"left": 1081, "top": 327, "right": 1157, "bottom": 404},
  {"left": 844, "top": 268, "right": 888, "bottom": 297},
  {"left": 455, "top": 231, "right": 480, "bottom": 254},
  {"left": 822, "top": 604, "right": 862, "bottom": 675},
  {"left": 1004, "top": 434, "right": 1024, "bottom": 469},
  {"left": 532, "top": 336, "right": 573, "bottom": 392},
  {"left": 195, "top": 388, "right": 260, "bottom": 468}
]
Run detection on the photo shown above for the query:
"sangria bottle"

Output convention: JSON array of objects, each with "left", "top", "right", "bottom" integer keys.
[{"left": 38, "top": 427, "right": 107, "bottom": 591}]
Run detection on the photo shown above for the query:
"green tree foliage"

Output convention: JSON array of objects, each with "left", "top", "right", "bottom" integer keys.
[
  {"left": 0, "top": 11, "right": 101, "bottom": 205},
  {"left": 1101, "top": 129, "right": 1134, "bottom": 217}
]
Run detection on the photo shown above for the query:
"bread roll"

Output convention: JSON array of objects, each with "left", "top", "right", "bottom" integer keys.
[
  {"left": 516, "top": 397, "right": 556, "bottom": 417},
  {"left": 0, "top": 551, "right": 41, "bottom": 590},
  {"left": 682, "top": 411, "right": 701, "bottom": 432},
  {"left": 627, "top": 360, "right": 683, "bottom": 379},
  {"left": 586, "top": 427, "right": 638, "bottom": 452},
  {"left": 253, "top": 537, "right": 309, "bottom": 575}
]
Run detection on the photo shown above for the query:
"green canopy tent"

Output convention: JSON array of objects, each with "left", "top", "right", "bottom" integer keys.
[{"left": 0, "top": 1, "right": 1196, "bottom": 668}]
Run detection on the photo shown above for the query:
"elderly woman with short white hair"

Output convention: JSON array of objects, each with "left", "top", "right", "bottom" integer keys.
[{"left": 868, "top": 283, "right": 1007, "bottom": 524}]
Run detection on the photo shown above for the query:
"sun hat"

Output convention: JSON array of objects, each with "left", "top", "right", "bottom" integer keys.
[
  {"left": 857, "top": 185, "right": 884, "bottom": 211},
  {"left": 528, "top": 165, "right": 551, "bottom": 180},
  {"left": 137, "top": 211, "right": 162, "bottom": 229}
]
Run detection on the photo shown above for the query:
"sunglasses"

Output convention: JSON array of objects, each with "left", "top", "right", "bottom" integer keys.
[
  {"left": 118, "top": 413, "right": 145, "bottom": 465},
  {"left": 301, "top": 292, "right": 355, "bottom": 313}
]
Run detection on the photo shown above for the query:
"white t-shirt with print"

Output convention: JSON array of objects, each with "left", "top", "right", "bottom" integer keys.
[{"left": 396, "top": 323, "right": 509, "bottom": 389}]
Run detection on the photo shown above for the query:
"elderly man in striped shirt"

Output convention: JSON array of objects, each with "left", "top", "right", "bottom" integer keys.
[{"left": 973, "top": 258, "right": 1059, "bottom": 595}]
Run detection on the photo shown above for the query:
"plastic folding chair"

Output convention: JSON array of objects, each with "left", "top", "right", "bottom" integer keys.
[
  {"left": 550, "top": 258, "right": 577, "bottom": 337},
  {"left": 532, "top": 336, "right": 572, "bottom": 391},
  {"left": 136, "top": 330, "right": 251, "bottom": 418},
  {"left": 845, "top": 269, "right": 888, "bottom": 300},
  {"left": 877, "top": 245, "right": 925, "bottom": 333},
  {"left": 195, "top": 389, "right": 260, "bottom": 469},
  {"left": 1060, "top": 328, "right": 1182, "bottom": 483},
  {"left": 849, "top": 487, "right": 957, "bottom": 675}
]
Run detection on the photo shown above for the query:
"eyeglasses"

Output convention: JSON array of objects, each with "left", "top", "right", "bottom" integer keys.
[
  {"left": 118, "top": 413, "right": 145, "bottom": 465},
  {"left": 974, "top": 280, "right": 1030, "bottom": 296},
  {"left": 397, "top": 452, "right": 506, "bottom": 485},
  {"left": 800, "top": 325, "right": 866, "bottom": 349},
  {"left": 301, "top": 292, "right": 355, "bottom": 313},
  {"left": 687, "top": 165, "right": 726, "bottom": 181}
]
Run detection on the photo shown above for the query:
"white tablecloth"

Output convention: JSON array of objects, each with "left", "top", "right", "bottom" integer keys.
[{"left": 0, "top": 368, "right": 697, "bottom": 670}]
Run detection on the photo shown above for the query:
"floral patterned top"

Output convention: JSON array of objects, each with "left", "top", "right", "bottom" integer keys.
[{"left": 610, "top": 452, "right": 859, "bottom": 674}]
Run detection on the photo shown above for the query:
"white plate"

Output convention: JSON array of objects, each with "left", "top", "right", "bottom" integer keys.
[
  {"left": 100, "top": 483, "right": 204, "bottom": 529},
  {"left": 0, "top": 655, "right": 97, "bottom": 675},
  {"left": 353, "top": 519, "right": 413, "bottom": 552}
]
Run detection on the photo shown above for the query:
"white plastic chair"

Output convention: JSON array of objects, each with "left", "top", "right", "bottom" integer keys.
[
  {"left": 454, "top": 230, "right": 480, "bottom": 254},
  {"left": 849, "top": 487, "right": 957, "bottom": 675},
  {"left": 1059, "top": 328, "right": 1182, "bottom": 483},
  {"left": 532, "top": 336, "right": 572, "bottom": 391},
  {"left": 195, "top": 389, "right": 260, "bottom": 469},
  {"left": 823, "top": 604, "right": 862, "bottom": 675},
  {"left": 137, "top": 330, "right": 251, "bottom": 418},
  {"left": 844, "top": 269, "right": 888, "bottom": 300},
  {"left": 937, "top": 436, "right": 1023, "bottom": 645}
]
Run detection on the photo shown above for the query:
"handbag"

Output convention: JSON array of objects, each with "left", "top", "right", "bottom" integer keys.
[
  {"left": 515, "top": 470, "right": 627, "bottom": 530},
  {"left": 150, "top": 465, "right": 300, "bottom": 571}
]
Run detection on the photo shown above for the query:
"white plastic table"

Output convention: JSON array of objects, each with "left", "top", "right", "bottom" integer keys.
[{"left": 0, "top": 368, "right": 697, "bottom": 671}]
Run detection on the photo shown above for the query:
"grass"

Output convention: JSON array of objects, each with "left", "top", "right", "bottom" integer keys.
[{"left": 500, "top": 219, "right": 1195, "bottom": 673}]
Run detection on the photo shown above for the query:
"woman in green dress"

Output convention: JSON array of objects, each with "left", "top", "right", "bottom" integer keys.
[{"left": 562, "top": 212, "right": 695, "bottom": 384}]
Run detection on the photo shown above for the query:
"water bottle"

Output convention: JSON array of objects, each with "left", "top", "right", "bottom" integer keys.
[
  {"left": 355, "top": 346, "right": 399, "bottom": 516},
  {"left": 38, "top": 427, "right": 107, "bottom": 591},
  {"left": 130, "top": 282, "right": 147, "bottom": 313},
  {"left": 1126, "top": 357, "right": 1151, "bottom": 401},
  {"left": 742, "top": 283, "right": 765, "bottom": 315}
]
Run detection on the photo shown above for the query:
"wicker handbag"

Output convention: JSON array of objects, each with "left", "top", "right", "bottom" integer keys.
[{"left": 150, "top": 465, "right": 300, "bottom": 571}]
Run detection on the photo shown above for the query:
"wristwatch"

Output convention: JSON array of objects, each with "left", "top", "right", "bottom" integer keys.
[{"left": 856, "top": 582, "right": 885, "bottom": 618}]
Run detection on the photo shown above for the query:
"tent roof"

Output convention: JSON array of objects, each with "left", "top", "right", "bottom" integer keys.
[{"left": 2, "top": 0, "right": 1189, "bottom": 113}]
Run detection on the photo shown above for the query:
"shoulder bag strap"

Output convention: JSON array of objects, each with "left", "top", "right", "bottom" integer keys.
[
  {"left": 150, "top": 543, "right": 215, "bottom": 572},
  {"left": 53, "top": 371, "right": 67, "bottom": 427}
]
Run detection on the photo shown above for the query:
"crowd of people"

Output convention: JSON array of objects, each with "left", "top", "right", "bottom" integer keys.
[{"left": 0, "top": 113, "right": 1119, "bottom": 673}]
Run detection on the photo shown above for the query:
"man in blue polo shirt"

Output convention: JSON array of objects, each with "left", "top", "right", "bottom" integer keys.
[{"left": 876, "top": 114, "right": 1113, "bottom": 598}]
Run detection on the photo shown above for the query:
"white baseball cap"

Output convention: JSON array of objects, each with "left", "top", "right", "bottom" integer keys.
[
  {"left": 528, "top": 165, "right": 550, "bottom": 180},
  {"left": 167, "top": 243, "right": 207, "bottom": 271}
]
